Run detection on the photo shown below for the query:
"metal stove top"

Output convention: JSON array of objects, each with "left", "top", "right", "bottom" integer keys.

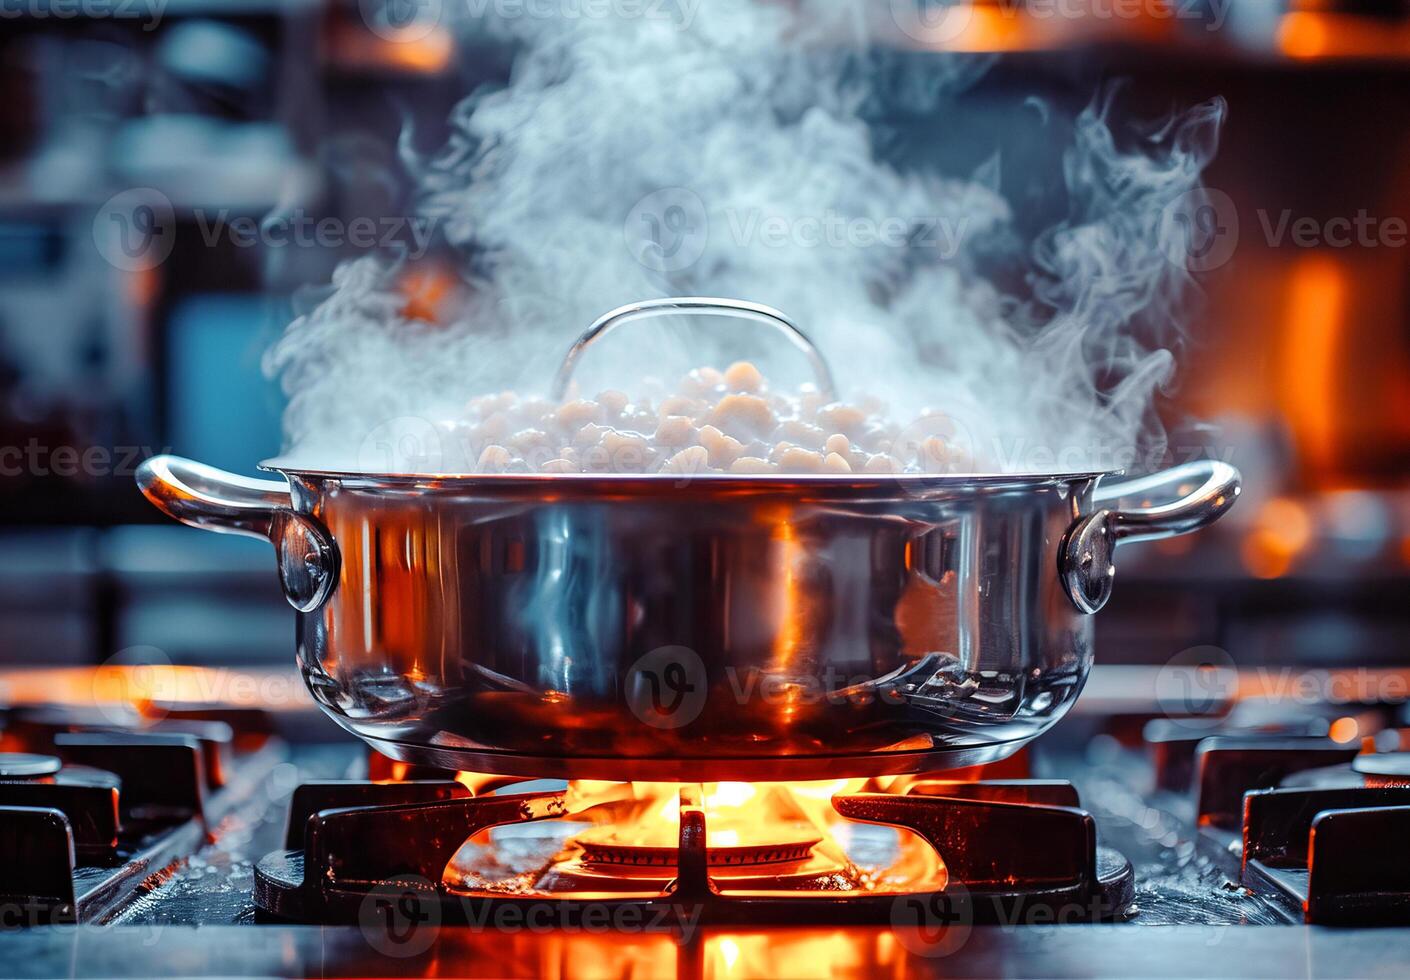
[{"left": 2, "top": 682, "right": 1409, "bottom": 978}]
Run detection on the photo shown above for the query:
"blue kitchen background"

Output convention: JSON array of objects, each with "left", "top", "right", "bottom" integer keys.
[{"left": 2, "top": 0, "right": 1409, "bottom": 677}]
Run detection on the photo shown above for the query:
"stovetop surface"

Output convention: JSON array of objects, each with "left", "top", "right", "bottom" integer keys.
[
  {"left": 9, "top": 921, "right": 1409, "bottom": 979},
  {"left": 99, "top": 743, "right": 354, "bottom": 928},
  {"left": 79, "top": 738, "right": 1285, "bottom": 930},
  {"left": 4, "top": 702, "right": 1410, "bottom": 977}
]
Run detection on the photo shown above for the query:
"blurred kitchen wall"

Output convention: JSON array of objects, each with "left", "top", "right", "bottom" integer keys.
[
  {"left": 0, "top": 0, "right": 481, "bottom": 663},
  {"left": 1, "top": 0, "right": 1408, "bottom": 669}
]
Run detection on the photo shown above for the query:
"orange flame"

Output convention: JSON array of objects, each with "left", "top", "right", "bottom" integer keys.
[
  {"left": 448, "top": 777, "right": 945, "bottom": 898},
  {"left": 1280, "top": 256, "right": 1346, "bottom": 481}
]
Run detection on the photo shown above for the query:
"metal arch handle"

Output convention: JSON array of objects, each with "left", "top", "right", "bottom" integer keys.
[
  {"left": 1092, "top": 459, "right": 1242, "bottom": 545},
  {"left": 136, "top": 454, "right": 292, "bottom": 539},
  {"left": 1060, "top": 460, "right": 1241, "bottom": 615},
  {"left": 551, "top": 297, "right": 838, "bottom": 402},
  {"left": 136, "top": 454, "right": 340, "bottom": 613}
]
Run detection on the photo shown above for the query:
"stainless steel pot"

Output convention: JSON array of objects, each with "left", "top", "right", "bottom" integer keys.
[{"left": 136, "top": 298, "right": 1241, "bottom": 780}]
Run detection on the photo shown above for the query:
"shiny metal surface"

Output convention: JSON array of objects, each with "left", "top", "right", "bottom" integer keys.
[
  {"left": 550, "top": 296, "right": 838, "bottom": 402},
  {"left": 1061, "top": 461, "right": 1241, "bottom": 614},
  {"left": 0, "top": 752, "right": 63, "bottom": 778},
  {"left": 136, "top": 455, "right": 1240, "bottom": 780},
  {"left": 136, "top": 456, "right": 339, "bottom": 612},
  {"left": 16, "top": 923, "right": 1410, "bottom": 979}
]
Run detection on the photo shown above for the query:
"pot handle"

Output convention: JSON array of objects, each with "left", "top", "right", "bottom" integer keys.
[
  {"left": 551, "top": 297, "right": 838, "bottom": 402},
  {"left": 1060, "top": 460, "right": 1241, "bottom": 614},
  {"left": 136, "top": 455, "right": 339, "bottom": 613}
]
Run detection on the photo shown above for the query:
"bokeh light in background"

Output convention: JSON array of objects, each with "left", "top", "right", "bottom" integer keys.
[{"left": 0, "top": 1, "right": 1409, "bottom": 673}]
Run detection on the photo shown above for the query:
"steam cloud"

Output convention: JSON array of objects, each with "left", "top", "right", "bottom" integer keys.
[{"left": 264, "top": 0, "right": 1225, "bottom": 474}]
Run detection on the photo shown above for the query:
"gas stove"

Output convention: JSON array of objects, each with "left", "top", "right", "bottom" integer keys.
[
  {"left": 251, "top": 766, "right": 1134, "bottom": 929},
  {"left": 2, "top": 668, "right": 1410, "bottom": 978}
]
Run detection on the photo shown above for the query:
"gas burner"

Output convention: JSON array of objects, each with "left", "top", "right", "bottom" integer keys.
[
  {"left": 1141, "top": 699, "right": 1397, "bottom": 797},
  {"left": 1168, "top": 736, "right": 1410, "bottom": 924},
  {"left": 0, "top": 751, "right": 121, "bottom": 860},
  {"left": 576, "top": 837, "right": 819, "bottom": 868},
  {"left": 254, "top": 773, "right": 1135, "bottom": 926},
  {"left": 1352, "top": 751, "right": 1410, "bottom": 786},
  {"left": 0, "top": 708, "right": 284, "bottom": 924},
  {"left": 1, "top": 704, "right": 239, "bottom": 791},
  {"left": 0, "top": 752, "right": 63, "bottom": 778}
]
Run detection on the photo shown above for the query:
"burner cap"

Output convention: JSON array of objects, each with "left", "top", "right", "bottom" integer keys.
[
  {"left": 1352, "top": 752, "right": 1410, "bottom": 782},
  {"left": 578, "top": 838, "right": 820, "bottom": 868},
  {"left": 0, "top": 752, "right": 62, "bottom": 778}
]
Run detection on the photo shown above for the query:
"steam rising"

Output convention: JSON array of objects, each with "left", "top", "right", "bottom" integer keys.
[{"left": 264, "top": 1, "right": 1225, "bottom": 474}]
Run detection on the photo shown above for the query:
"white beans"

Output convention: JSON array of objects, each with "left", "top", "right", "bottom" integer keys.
[
  {"left": 729, "top": 456, "right": 776, "bottom": 474},
  {"left": 662, "top": 445, "right": 709, "bottom": 474},
  {"left": 556, "top": 399, "right": 603, "bottom": 430},
  {"left": 653, "top": 415, "right": 697, "bottom": 448},
  {"left": 433, "top": 362, "right": 972, "bottom": 474},
  {"left": 476, "top": 445, "right": 513, "bottom": 472},
  {"left": 722, "top": 360, "right": 764, "bottom": 392},
  {"left": 707, "top": 394, "right": 776, "bottom": 440}
]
